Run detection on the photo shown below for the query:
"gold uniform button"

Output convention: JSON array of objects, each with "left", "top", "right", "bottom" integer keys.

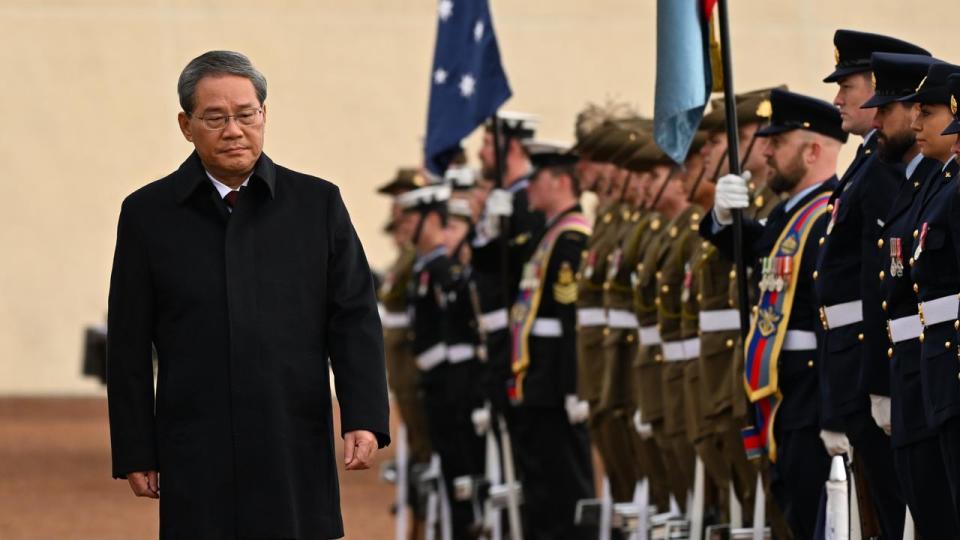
[
  {"left": 827, "top": 204, "right": 834, "bottom": 212},
  {"left": 882, "top": 301, "right": 888, "bottom": 311},
  {"left": 858, "top": 333, "right": 864, "bottom": 342},
  {"left": 813, "top": 270, "right": 819, "bottom": 280},
  {"left": 947, "top": 341, "right": 953, "bottom": 349},
  {"left": 807, "top": 360, "right": 814, "bottom": 368},
  {"left": 909, "top": 257, "right": 915, "bottom": 267},
  {"left": 655, "top": 298, "right": 662, "bottom": 306},
  {"left": 725, "top": 339, "right": 735, "bottom": 349},
  {"left": 879, "top": 270, "right": 885, "bottom": 281},
  {"left": 819, "top": 237, "right": 825, "bottom": 246},
  {"left": 877, "top": 238, "right": 884, "bottom": 249},
  {"left": 696, "top": 293, "right": 703, "bottom": 302},
  {"left": 626, "top": 333, "right": 636, "bottom": 343},
  {"left": 661, "top": 285, "right": 670, "bottom": 293},
  {"left": 656, "top": 271, "right": 663, "bottom": 280},
  {"left": 603, "top": 282, "right": 611, "bottom": 290},
  {"left": 655, "top": 354, "right": 664, "bottom": 362},
  {"left": 913, "top": 229, "right": 919, "bottom": 239},
  {"left": 729, "top": 270, "right": 737, "bottom": 280},
  {"left": 603, "top": 328, "right": 611, "bottom": 337},
  {"left": 913, "top": 283, "right": 920, "bottom": 293},
  {"left": 888, "top": 348, "right": 894, "bottom": 359},
  {"left": 919, "top": 332, "right": 925, "bottom": 343},
  {"left": 955, "top": 320, "right": 959, "bottom": 331},
  {"left": 701, "top": 241, "right": 709, "bottom": 249}
]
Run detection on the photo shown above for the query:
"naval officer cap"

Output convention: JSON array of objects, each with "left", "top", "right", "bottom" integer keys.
[
  {"left": 756, "top": 89, "right": 849, "bottom": 143},
  {"left": 823, "top": 29, "right": 930, "bottom": 83},
  {"left": 862, "top": 53, "right": 939, "bottom": 108},
  {"left": 941, "top": 74, "right": 960, "bottom": 135},
  {"left": 899, "top": 62, "right": 960, "bottom": 106},
  {"left": 396, "top": 183, "right": 452, "bottom": 213},
  {"left": 527, "top": 140, "right": 579, "bottom": 170},
  {"left": 444, "top": 166, "right": 478, "bottom": 191},
  {"left": 447, "top": 197, "right": 473, "bottom": 220},
  {"left": 486, "top": 111, "right": 539, "bottom": 141}
]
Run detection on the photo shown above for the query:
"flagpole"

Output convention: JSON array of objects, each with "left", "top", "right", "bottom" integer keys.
[
  {"left": 716, "top": 0, "right": 750, "bottom": 339},
  {"left": 490, "top": 112, "right": 512, "bottom": 311}
]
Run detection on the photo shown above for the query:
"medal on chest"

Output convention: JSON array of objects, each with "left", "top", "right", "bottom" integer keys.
[
  {"left": 520, "top": 261, "right": 539, "bottom": 291},
  {"left": 889, "top": 237, "right": 904, "bottom": 277},
  {"left": 417, "top": 271, "right": 430, "bottom": 297},
  {"left": 759, "top": 257, "right": 773, "bottom": 293},
  {"left": 681, "top": 262, "right": 693, "bottom": 303},
  {"left": 826, "top": 199, "right": 840, "bottom": 235},
  {"left": 914, "top": 223, "right": 929, "bottom": 260}
]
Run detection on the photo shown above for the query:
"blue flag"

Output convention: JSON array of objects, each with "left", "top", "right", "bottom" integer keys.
[
  {"left": 425, "top": 0, "right": 512, "bottom": 174},
  {"left": 653, "top": 0, "right": 713, "bottom": 164}
]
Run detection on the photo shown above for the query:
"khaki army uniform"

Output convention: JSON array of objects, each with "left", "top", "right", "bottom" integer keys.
[
  {"left": 577, "top": 202, "right": 640, "bottom": 500},
  {"left": 607, "top": 208, "right": 671, "bottom": 509},
  {"left": 380, "top": 246, "right": 432, "bottom": 464}
]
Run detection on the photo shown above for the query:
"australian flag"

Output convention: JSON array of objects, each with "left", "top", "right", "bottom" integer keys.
[{"left": 424, "top": 0, "right": 512, "bottom": 175}]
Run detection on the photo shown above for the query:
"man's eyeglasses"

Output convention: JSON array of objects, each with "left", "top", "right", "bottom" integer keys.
[{"left": 193, "top": 108, "right": 263, "bottom": 130}]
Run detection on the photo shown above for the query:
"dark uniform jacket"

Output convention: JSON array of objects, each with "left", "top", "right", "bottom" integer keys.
[
  {"left": 813, "top": 133, "right": 903, "bottom": 425},
  {"left": 878, "top": 155, "right": 943, "bottom": 447},
  {"left": 701, "top": 178, "right": 837, "bottom": 431},
  {"left": 517, "top": 205, "right": 589, "bottom": 408},
  {"left": 909, "top": 158, "right": 960, "bottom": 428},
  {"left": 107, "top": 152, "right": 389, "bottom": 540}
]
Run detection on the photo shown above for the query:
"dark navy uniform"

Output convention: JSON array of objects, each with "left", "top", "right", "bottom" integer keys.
[
  {"left": 510, "top": 204, "right": 594, "bottom": 540},
  {"left": 471, "top": 177, "right": 546, "bottom": 414}
]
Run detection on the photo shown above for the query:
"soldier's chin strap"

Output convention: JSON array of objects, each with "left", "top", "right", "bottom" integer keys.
[
  {"left": 651, "top": 163, "right": 687, "bottom": 210},
  {"left": 618, "top": 171, "right": 635, "bottom": 204},
  {"left": 686, "top": 145, "right": 727, "bottom": 203}
]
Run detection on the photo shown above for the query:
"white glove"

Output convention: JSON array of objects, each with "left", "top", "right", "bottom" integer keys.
[
  {"left": 713, "top": 171, "right": 752, "bottom": 225},
  {"left": 819, "top": 429, "right": 851, "bottom": 457},
  {"left": 633, "top": 410, "right": 653, "bottom": 440},
  {"left": 486, "top": 188, "right": 514, "bottom": 217},
  {"left": 565, "top": 394, "right": 590, "bottom": 424},
  {"left": 870, "top": 394, "right": 892, "bottom": 436},
  {"left": 471, "top": 406, "right": 491, "bottom": 436}
]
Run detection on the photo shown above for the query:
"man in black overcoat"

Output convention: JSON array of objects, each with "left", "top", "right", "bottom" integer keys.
[{"left": 107, "top": 50, "right": 390, "bottom": 540}]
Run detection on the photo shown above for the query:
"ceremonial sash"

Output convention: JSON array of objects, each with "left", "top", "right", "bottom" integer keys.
[
  {"left": 508, "top": 212, "right": 592, "bottom": 403},
  {"left": 741, "top": 193, "right": 830, "bottom": 461}
]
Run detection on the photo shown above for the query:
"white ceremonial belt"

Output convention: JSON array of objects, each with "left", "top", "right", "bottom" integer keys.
[
  {"left": 819, "top": 300, "right": 863, "bottom": 330},
  {"left": 379, "top": 310, "right": 410, "bottom": 329},
  {"left": 919, "top": 295, "right": 960, "bottom": 327},
  {"left": 782, "top": 330, "right": 818, "bottom": 351},
  {"left": 699, "top": 309, "right": 741, "bottom": 332},
  {"left": 531, "top": 318, "right": 562, "bottom": 337},
  {"left": 577, "top": 308, "right": 607, "bottom": 327},
  {"left": 888, "top": 315, "right": 923, "bottom": 344},
  {"left": 681, "top": 337, "right": 701, "bottom": 359},
  {"left": 661, "top": 340, "right": 692, "bottom": 362},
  {"left": 480, "top": 309, "right": 509, "bottom": 332},
  {"left": 638, "top": 325, "right": 661, "bottom": 346},
  {"left": 447, "top": 343, "right": 475, "bottom": 363},
  {"left": 416, "top": 343, "right": 447, "bottom": 371},
  {"left": 607, "top": 309, "right": 638, "bottom": 329}
]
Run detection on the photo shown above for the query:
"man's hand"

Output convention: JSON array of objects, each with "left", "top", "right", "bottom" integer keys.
[
  {"left": 486, "top": 189, "right": 514, "bottom": 217},
  {"left": 344, "top": 430, "right": 378, "bottom": 471},
  {"left": 713, "top": 171, "right": 752, "bottom": 225},
  {"left": 819, "top": 429, "right": 851, "bottom": 457},
  {"left": 127, "top": 470, "right": 159, "bottom": 498},
  {"left": 870, "top": 394, "right": 892, "bottom": 436}
]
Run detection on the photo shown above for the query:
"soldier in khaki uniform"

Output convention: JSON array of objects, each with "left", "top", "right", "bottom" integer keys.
[
  {"left": 631, "top": 142, "right": 697, "bottom": 507},
  {"left": 377, "top": 168, "right": 433, "bottom": 466},
  {"left": 574, "top": 122, "right": 646, "bottom": 501}
]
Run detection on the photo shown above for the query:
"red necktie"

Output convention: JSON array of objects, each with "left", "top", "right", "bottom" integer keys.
[{"left": 223, "top": 189, "right": 241, "bottom": 208}]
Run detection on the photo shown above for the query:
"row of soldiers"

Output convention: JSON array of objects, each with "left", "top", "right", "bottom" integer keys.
[{"left": 377, "top": 28, "right": 960, "bottom": 540}]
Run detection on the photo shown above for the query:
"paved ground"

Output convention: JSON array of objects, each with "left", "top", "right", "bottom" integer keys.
[{"left": 0, "top": 397, "right": 397, "bottom": 539}]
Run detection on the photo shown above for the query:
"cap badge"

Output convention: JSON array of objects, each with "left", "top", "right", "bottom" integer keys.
[
  {"left": 834, "top": 47, "right": 840, "bottom": 64},
  {"left": 871, "top": 72, "right": 877, "bottom": 90},
  {"left": 756, "top": 99, "right": 772, "bottom": 119},
  {"left": 951, "top": 95, "right": 958, "bottom": 116},
  {"left": 413, "top": 173, "right": 427, "bottom": 187}
]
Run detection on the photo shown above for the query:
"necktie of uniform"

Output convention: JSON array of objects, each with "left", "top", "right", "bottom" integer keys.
[{"left": 223, "top": 187, "right": 242, "bottom": 208}]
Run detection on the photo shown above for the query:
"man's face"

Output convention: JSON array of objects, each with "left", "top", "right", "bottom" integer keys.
[
  {"left": 177, "top": 75, "right": 265, "bottom": 179},
  {"left": 681, "top": 152, "right": 705, "bottom": 193},
  {"left": 700, "top": 131, "right": 728, "bottom": 179},
  {"left": 739, "top": 123, "right": 770, "bottom": 178},
  {"left": 526, "top": 169, "right": 552, "bottom": 212},
  {"left": 628, "top": 171, "right": 652, "bottom": 207},
  {"left": 647, "top": 164, "right": 674, "bottom": 207},
  {"left": 576, "top": 157, "right": 603, "bottom": 192},
  {"left": 398, "top": 210, "right": 422, "bottom": 244},
  {"left": 608, "top": 166, "right": 629, "bottom": 198},
  {"left": 762, "top": 131, "right": 809, "bottom": 195},
  {"left": 471, "top": 178, "right": 494, "bottom": 220},
  {"left": 874, "top": 102, "right": 918, "bottom": 163},
  {"left": 391, "top": 200, "right": 415, "bottom": 245},
  {"left": 444, "top": 217, "right": 469, "bottom": 253},
  {"left": 834, "top": 73, "right": 876, "bottom": 135},
  {"left": 478, "top": 131, "right": 496, "bottom": 179},
  {"left": 912, "top": 103, "right": 956, "bottom": 162}
]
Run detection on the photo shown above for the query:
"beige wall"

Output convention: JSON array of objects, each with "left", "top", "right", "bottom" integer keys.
[{"left": 1, "top": 0, "right": 954, "bottom": 394}]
